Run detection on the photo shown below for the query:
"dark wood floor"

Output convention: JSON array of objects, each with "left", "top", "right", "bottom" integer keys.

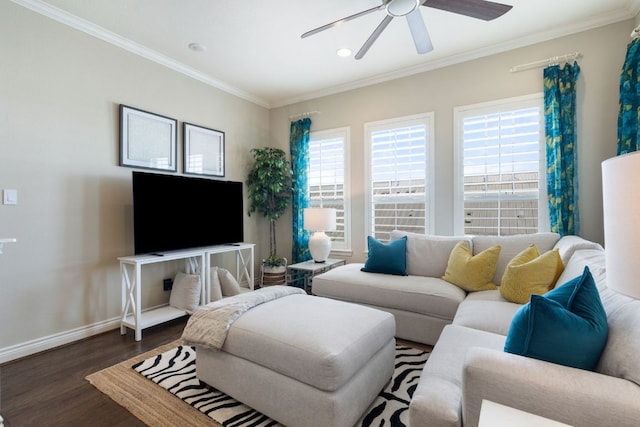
[
  {"left": 0, "top": 316, "right": 189, "bottom": 427},
  {"left": 1, "top": 317, "right": 432, "bottom": 427}
]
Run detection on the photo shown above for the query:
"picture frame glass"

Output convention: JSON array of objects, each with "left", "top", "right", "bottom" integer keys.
[
  {"left": 184, "top": 123, "right": 225, "bottom": 177},
  {"left": 120, "top": 105, "right": 177, "bottom": 172}
]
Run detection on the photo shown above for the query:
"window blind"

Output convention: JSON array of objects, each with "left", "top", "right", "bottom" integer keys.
[
  {"left": 309, "top": 134, "right": 346, "bottom": 247},
  {"left": 462, "top": 106, "right": 541, "bottom": 235},
  {"left": 369, "top": 124, "right": 427, "bottom": 241}
]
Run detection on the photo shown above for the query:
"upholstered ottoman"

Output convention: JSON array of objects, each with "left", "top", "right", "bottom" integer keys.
[{"left": 194, "top": 292, "right": 396, "bottom": 427}]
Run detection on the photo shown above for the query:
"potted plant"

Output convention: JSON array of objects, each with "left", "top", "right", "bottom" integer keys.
[{"left": 247, "top": 147, "right": 292, "bottom": 286}]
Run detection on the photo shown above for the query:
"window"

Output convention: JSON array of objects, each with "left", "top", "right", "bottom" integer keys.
[
  {"left": 453, "top": 94, "right": 548, "bottom": 236},
  {"left": 308, "top": 127, "right": 350, "bottom": 251},
  {"left": 364, "top": 113, "right": 434, "bottom": 242}
]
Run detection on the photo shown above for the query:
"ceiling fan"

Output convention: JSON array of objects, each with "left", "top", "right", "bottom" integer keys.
[{"left": 301, "top": 0, "right": 513, "bottom": 60}]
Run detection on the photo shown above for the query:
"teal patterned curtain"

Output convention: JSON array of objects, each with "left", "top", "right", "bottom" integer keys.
[
  {"left": 618, "top": 38, "right": 640, "bottom": 155},
  {"left": 290, "top": 118, "right": 312, "bottom": 263},
  {"left": 544, "top": 61, "right": 580, "bottom": 236}
]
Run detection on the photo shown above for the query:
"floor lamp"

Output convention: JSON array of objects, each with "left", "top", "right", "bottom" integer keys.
[
  {"left": 304, "top": 208, "right": 336, "bottom": 263},
  {"left": 602, "top": 151, "right": 640, "bottom": 300}
]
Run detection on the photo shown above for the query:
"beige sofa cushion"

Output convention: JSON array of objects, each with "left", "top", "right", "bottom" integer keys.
[
  {"left": 222, "top": 293, "right": 395, "bottom": 392},
  {"left": 553, "top": 235, "right": 603, "bottom": 265},
  {"left": 409, "top": 324, "right": 506, "bottom": 427},
  {"left": 312, "top": 263, "right": 465, "bottom": 320},
  {"left": 390, "top": 230, "right": 472, "bottom": 277},
  {"left": 453, "top": 290, "right": 521, "bottom": 336},
  {"left": 556, "top": 248, "right": 640, "bottom": 387},
  {"left": 472, "top": 232, "right": 560, "bottom": 286}
]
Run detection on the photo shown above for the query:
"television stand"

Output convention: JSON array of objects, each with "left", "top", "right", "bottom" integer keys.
[{"left": 118, "top": 243, "right": 254, "bottom": 341}]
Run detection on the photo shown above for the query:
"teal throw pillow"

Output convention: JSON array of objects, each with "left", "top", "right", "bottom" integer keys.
[
  {"left": 361, "top": 236, "right": 408, "bottom": 276},
  {"left": 504, "top": 266, "right": 608, "bottom": 371}
]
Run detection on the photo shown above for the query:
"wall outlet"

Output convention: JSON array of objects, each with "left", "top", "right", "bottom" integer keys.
[{"left": 163, "top": 278, "right": 173, "bottom": 291}]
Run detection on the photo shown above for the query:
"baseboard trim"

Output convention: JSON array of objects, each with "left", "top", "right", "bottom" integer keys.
[{"left": 0, "top": 317, "right": 121, "bottom": 364}]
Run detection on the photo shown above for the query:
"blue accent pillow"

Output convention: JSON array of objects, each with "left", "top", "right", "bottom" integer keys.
[
  {"left": 361, "top": 236, "right": 408, "bottom": 276},
  {"left": 504, "top": 266, "right": 608, "bottom": 371}
]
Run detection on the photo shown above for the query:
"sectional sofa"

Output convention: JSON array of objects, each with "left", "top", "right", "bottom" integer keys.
[{"left": 312, "top": 231, "right": 640, "bottom": 426}]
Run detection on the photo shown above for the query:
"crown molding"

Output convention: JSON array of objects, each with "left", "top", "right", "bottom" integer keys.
[
  {"left": 11, "top": 0, "right": 640, "bottom": 109},
  {"left": 10, "top": 0, "right": 270, "bottom": 108},
  {"left": 272, "top": 5, "right": 639, "bottom": 107}
]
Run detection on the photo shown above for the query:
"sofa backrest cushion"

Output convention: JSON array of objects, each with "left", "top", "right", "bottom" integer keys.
[
  {"left": 558, "top": 248, "right": 640, "bottom": 386},
  {"left": 597, "top": 287, "right": 640, "bottom": 386},
  {"left": 553, "top": 235, "right": 603, "bottom": 266},
  {"left": 390, "top": 230, "right": 471, "bottom": 277},
  {"left": 472, "top": 233, "right": 561, "bottom": 286}
]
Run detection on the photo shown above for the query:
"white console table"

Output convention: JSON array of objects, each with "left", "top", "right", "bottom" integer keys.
[
  {"left": 118, "top": 243, "right": 254, "bottom": 341},
  {"left": 0, "top": 238, "right": 15, "bottom": 427}
]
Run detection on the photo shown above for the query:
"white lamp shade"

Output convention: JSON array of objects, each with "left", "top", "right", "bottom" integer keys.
[
  {"left": 602, "top": 151, "right": 640, "bottom": 300},
  {"left": 304, "top": 208, "right": 336, "bottom": 232}
]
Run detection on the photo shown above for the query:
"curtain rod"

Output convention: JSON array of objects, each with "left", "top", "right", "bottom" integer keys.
[
  {"left": 289, "top": 111, "right": 320, "bottom": 120},
  {"left": 509, "top": 52, "right": 581, "bottom": 73}
]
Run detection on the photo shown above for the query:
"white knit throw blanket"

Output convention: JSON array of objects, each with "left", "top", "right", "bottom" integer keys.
[{"left": 181, "top": 285, "right": 306, "bottom": 351}]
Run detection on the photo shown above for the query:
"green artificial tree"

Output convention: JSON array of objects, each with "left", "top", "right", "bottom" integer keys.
[{"left": 247, "top": 147, "right": 292, "bottom": 267}]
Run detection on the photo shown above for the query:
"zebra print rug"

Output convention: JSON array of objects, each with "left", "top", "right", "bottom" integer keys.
[{"left": 133, "top": 344, "right": 429, "bottom": 427}]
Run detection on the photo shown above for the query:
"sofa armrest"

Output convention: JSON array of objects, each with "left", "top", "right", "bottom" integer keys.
[
  {"left": 463, "top": 347, "right": 640, "bottom": 427},
  {"left": 553, "top": 235, "right": 603, "bottom": 265}
]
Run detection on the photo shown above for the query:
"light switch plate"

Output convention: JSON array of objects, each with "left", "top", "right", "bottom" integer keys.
[{"left": 3, "top": 189, "right": 17, "bottom": 205}]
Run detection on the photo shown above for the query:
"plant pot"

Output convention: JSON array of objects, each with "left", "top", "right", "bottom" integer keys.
[{"left": 261, "top": 264, "right": 287, "bottom": 287}]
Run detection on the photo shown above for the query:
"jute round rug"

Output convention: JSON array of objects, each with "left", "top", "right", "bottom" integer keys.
[
  {"left": 86, "top": 340, "right": 218, "bottom": 426},
  {"left": 86, "top": 339, "right": 429, "bottom": 427}
]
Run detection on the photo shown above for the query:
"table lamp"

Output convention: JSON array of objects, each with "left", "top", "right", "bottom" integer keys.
[
  {"left": 304, "top": 208, "right": 336, "bottom": 263},
  {"left": 602, "top": 151, "right": 640, "bottom": 299}
]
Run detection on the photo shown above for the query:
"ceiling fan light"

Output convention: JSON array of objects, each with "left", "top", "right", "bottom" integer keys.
[
  {"left": 336, "top": 47, "right": 352, "bottom": 57},
  {"left": 386, "top": 0, "right": 421, "bottom": 17}
]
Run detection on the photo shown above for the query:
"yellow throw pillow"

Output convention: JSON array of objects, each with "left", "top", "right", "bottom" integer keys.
[
  {"left": 500, "top": 244, "right": 565, "bottom": 304},
  {"left": 442, "top": 241, "right": 500, "bottom": 292}
]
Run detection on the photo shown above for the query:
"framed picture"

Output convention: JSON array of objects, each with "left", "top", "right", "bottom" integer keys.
[
  {"left": 119, "top": 105, "right": 177, "bottom": 172},
  {"left": 183, "top": 122, "right": 225, "bottom": 177}
]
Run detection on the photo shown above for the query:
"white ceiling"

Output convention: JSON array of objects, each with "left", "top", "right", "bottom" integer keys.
[{"left": 16, "top": 0, "right": 640, "bottom": 108}]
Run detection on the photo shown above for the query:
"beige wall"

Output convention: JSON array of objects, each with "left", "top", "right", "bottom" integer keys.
[
  {"left": 0, "top": 2, "right": 270, "bottom": 359},
  {"left": 271, "top": 20, "right": 631, "bottom": 264},
  {"left": 0, "top": 0, "right": 633, "bottom": 361}
]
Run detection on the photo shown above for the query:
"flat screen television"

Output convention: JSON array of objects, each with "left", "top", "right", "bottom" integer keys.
[{"left": 132, "top": 171, "right": 244, "bottom": 254}]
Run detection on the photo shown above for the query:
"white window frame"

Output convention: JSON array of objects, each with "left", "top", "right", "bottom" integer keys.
[
  {"left": 453, "top": 93, "right": 549, "bottom": 236},
  {"left": 364, "top": 113, "right": 435, "bottom": 247},
  {"left": 308, "top": 127, "right": 351, "bottom": 253}
]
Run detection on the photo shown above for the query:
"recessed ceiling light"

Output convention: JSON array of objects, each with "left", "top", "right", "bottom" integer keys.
[
  {"left": 336, "top": 48, "right": 352, "bottom": 57},
  {"left": 188, "top": 42, "right": 207, "bottom": 52}
]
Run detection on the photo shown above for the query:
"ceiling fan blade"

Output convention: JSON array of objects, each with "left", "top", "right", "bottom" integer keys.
[
  {"left": 406, "top": 9, "right": 433, "bottom": 54},
  {"left": 301, "top": 3, "right": 388, "bottom": 38},
  {"left": 423, "top": 0, "right": 512, "bottom": 21},
  {"left": 355, "top": 15, "right": 394, "bottom": 60}
]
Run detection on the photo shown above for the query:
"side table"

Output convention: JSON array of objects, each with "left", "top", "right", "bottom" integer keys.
[
  {"left": 479, "top": 400, "right": 572, "bottom": 427},
  {"left": 286, "top": 258, "right": 346, "bottom": 293}
]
